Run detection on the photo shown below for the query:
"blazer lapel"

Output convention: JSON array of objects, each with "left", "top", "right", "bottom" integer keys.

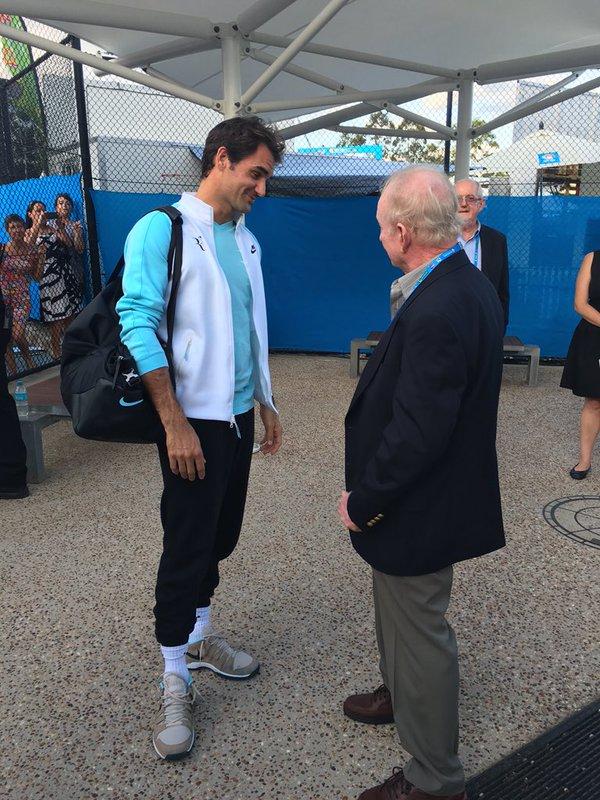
[
  {"left": 348, "top": 252, "right": 469, "bottom": 412},
  {"left": 479, "top": 224, "right": 495, "bottom": 282}
]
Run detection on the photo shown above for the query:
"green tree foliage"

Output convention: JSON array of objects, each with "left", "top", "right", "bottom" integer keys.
[{"left": 337, "top": 111, "right": 499, "bottom": 164}]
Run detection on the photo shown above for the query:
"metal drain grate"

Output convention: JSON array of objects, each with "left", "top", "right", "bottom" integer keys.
[
  {"left": 543, "top": 496, "right": 600, "bottom": 549},
  {"left": 466, "top": 701, "right": 600, "bottom": 799}
]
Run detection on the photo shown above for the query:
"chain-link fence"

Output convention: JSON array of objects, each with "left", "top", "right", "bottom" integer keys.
[
  {"left": 0, "top": 17, "right": 102, "bottom": 380},
  {"left": 3, "top": 16, "right": 600, "bottom": 369}
]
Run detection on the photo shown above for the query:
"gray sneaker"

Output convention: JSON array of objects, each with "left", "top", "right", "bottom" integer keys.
[
  {"left": 152, "top": 672, "right": 198, "bottom": 760},
  {"left": 186, "top": 633, "right": 259, "bottom": 679}
]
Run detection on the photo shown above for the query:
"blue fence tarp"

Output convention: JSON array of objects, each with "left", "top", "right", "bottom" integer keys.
[{"left": 89, "top": 189, "right": 600, "bottom": 358}]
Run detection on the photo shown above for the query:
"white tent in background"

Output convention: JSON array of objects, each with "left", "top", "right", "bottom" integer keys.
[
  {"left": 481, "top": 128, "right": 600, "bottom": 195},
  {"left": 2, "top": 1, "right": 600, "bottom": 179}
]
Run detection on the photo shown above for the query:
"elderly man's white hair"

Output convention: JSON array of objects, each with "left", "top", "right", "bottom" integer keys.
[
  {"left": 381, "top": 166, "right": 460, "bottom": 247},
  {"left": 454, "top": 176, "right": 483, "bottom": 196}
]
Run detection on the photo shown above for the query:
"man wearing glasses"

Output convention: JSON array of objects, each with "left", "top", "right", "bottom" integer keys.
[{"left": 455, "top": 179, "right": 510, "bottom": 331}]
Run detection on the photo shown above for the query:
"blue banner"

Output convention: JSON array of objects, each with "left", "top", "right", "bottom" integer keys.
[{"left": 88, "top": 190, "right": 600, "bottom": 358}]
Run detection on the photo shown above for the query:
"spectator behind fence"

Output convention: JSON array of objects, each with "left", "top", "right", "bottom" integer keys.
[
  {"left": 0, "top": 214, "right": 43, "bottom": 373},
  {"left": 52, "top": 192, "right": 85, "bottom": 290},
  {"left": 560, "top": 250, "right": 600, "bottom": 480},
  {"left": 24, "top": 198, "right": 82, "bottom": 360}
]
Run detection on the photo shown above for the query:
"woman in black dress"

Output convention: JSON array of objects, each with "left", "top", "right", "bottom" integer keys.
[
  {"left": 560, "top": 250, "right": 600, "bottom": 479},
  {"left": 24, "top": 199, "right": 82, "bottom": 360}
]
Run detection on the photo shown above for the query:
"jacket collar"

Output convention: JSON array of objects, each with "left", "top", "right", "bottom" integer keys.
[
  {"left": 179, "top": 192, "right": 243, "bottom": 227},
  {"left": 348, "top": 249, "right": 470, "bottom": 412}
]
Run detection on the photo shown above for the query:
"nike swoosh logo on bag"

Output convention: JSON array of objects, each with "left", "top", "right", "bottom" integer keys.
[{"left": 119, "top": 397, "right": 144, "bottom": 407}]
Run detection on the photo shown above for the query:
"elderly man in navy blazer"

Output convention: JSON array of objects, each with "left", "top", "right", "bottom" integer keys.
[
  {"left": 338, "top": 167, "right": 505, "bottom": 800},
  {"left": 455, "top": 178, "right": 509, "bottom": 331}
]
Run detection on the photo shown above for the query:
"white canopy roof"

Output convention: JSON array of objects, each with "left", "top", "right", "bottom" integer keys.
[
  {"left": 2, "top": 1, "right": 600, "bottom": 175},
  {"left": 482, "top": 128, "right": 600, "bottom": 173}
]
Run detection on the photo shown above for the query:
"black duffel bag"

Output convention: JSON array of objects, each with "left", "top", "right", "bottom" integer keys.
[{"left": 60, "top": 206, "right": 182, "bottom": 444}]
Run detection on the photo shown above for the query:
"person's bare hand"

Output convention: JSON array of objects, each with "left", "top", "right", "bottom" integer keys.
[
  {"left": 165, "top": 417, "right": 206, "bottom": 480},
  {"left": 337, "top": 490, "right": 361, "bottom": 532},
  {"left": 259, "top": 405, "right": 282, "bottom": 454}
]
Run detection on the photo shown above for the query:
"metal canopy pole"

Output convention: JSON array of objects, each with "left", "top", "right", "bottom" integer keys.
[
  {"left": 248, "top": 31, "right": 457, "bottom": 78},
  {"left": 476, "top": 73, "right": 600, "bottom": 135},
  {"left": 236, "top": 0, "right": 300, "bottom": 33},
  {"left": 384, "top": 103, "right": 455, "bottom": 138},
  {"left": 506, "top": 72, "right": 582, "bottom": 116},
  {"left": 251, "top": 80, "right": 454, "bottom": 113},
  {"left": 221, "top": 30, "right": 243, "bottom": 119},
  {"left": 93, "top": 37, "right": 219, "bottom": 76},
  {"left": 249, "top": 48, "right": 454, "bottom": 137},
  {"left": 476, "top": 43, "right": 600, "bottom": 83},
  {"left": 241, "top": 0, "right": 350, "bottom": 106},
  {"left": 248, "top": 47, "right": 345, "bottom": 92},
  {"left": 0, "top": 23, "right": 218, "bottom": 109},
  {"left": 330, "top": 125, "right": 445, "bottom": 140},
  {"left": 71, "top": 37, "right": 102, "bottom": 296},
  {"left": 454, "top": 76, "right": 473, "bottom": 179},
  {"left": 278, "top": 78, "right": 455, "bottom": 140},
  {"left": 1, "top": 0, "right": 217, "bottom": 39},
  {"left": 443, "top": 91, "right": 453, "bottom": 173}
]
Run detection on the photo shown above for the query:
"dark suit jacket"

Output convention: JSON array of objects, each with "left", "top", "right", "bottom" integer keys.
[
  {"left": 480, "top": 224, "right": 509, "bottom": 330},
  {"left": 345, "top": 249, "right": 505, "bottom": 576}
]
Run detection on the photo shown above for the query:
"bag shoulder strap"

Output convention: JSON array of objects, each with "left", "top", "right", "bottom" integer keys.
[
  {"left": 154, "top": 206, "right": 183, "bottom": 358},
  {"left": 107, "top": 205, "right": 183, "bottom": 285}
]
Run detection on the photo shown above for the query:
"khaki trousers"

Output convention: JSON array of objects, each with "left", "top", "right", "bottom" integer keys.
[{"left": 372, "top": 566, "right": 466, "bottom": 796}]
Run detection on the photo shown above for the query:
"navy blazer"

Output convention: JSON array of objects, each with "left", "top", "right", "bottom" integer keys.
[
  {"left": 480, "top": 224, "right": 509, "bottom": 331},
  {"left": 345, "top": 249, "right": 505, "bottom": 576}
]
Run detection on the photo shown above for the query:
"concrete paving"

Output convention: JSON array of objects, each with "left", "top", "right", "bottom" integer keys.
[{"left": 1, "top": 355, "right": 598, "bottom": 800}]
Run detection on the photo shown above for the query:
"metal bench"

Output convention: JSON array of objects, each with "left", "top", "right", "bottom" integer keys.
[
  {"left": 350, "top": 333, "right": 541, "bottom": 386},
  {"left": 18, "top": 404, "right": 70, "bottom": 483},
  {"left": 502, "top": 335, "right": 540, "bottom": 387}
]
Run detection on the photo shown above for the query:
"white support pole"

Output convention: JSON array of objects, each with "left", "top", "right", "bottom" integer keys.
[
  {"left": 94, "top": 37, "right": 219, "bottom": 76},
  {"left": 384, "top": 103, "right": 455, "bottom": 138},
  {"left": 251, "top": 80, "right": 454, "bottom": 113},
  {"left": 248, "top": 48, "right": 345, "bottom": 91},
  {"left": 476, "top": 43, "right": 600, "bottom": 84},
  {"left": 330, "top": 125, "right": 446, "bottom": 140},
  {"left": 0, "top": 23, "right": 218, "bottom": 109},
  {"left": 236, "top": 0, "right": 300, "bottom": 34},
  {"left": 279, "top": 104, "right": 366, "bottom": 140},
  {"left": 241, "top": 0, "right": 350, "bottom": 106},
  {"left": 221, "top": 32, "right": 243, "bottom": 118},
  {"left": 248, "top": 53, "right": 453, "bottom": 137},
  {"left": 454, "top": 76, "right": 473, "bottom": 179},
  {"left": 277, "top": 78, "right": 456, "bottom": 140},
  {"left": 0, "top": 0, "right": 218, "bottom": 39},
  {"left": 506, "top": 72, "right": 582, "bottom": 116},
  {"left": 248, "top": 31, "right": 458, "bottom": 79},
  {"left": 475, "top": 73, "right": 600, "bottom": 135}
]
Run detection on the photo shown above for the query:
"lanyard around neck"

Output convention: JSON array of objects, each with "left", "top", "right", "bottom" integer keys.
[{"left": 412, "top": 242, "right": 463, "bottom": 292}]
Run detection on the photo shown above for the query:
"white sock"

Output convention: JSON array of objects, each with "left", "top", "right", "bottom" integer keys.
[
  {"left": 160, "top": 643, "right": 190, "bottom": 682},
  {"left": 187, "top": 605, "right": 212, "bottom": 645}
]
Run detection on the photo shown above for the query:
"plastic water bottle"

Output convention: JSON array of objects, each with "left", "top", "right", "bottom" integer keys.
[{"left": 14, "top": 379, "right": 29, "bottom": 417}]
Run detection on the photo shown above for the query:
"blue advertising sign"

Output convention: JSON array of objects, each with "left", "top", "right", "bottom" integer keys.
[
  {"left": 298, "top": 144, "right": 384, "bottom": 160},
  {"left": 537, "top": 151, "right": 561, "bottom": 166}
]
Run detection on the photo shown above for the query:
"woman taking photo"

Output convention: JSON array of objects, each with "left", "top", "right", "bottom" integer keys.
[
  {"left": 561, "top": 250, "right": 600, "bottom": 479},
  {"left": 24, "top": 196, "right": 83, "bottom": 360},
  {"left": 0, "top": 214, "right": 43, "bottom": 373}
]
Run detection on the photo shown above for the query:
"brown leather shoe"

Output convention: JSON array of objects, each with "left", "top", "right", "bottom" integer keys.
[
  {"left": 357, "top": 767, "right": 411, "bottom": 799},
  {"left": 357, "top": 768, "right": 467, "bottom": 800},
  {"left": 344, "top": 683, "right": 394, "bottom": 724}
]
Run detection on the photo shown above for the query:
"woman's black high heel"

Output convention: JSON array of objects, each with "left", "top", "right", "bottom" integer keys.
[{"left": 569, "top": 465, "right": 591, "bottom": 480}]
